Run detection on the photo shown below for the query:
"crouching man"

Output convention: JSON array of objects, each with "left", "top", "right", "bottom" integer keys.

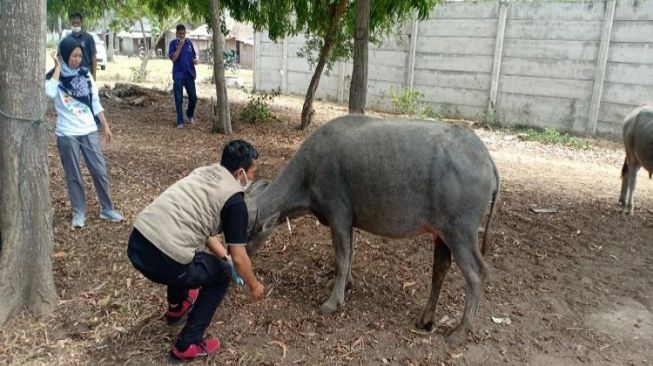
[{"left": 127, "top": 140, "right": 264, "bottom": 362}]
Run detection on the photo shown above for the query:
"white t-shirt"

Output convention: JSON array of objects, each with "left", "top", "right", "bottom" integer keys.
[{"left": 45, "top": 74, "right": 104, "bottom": 137}]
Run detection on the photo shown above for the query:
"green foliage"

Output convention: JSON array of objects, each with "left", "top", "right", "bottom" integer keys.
[
  {"left": 521, "top": 127, "right": 592, "bottom": 150},
  {"left": 228, "top": 0, "right": 441, "bottom": 68},
  {"left": 296, "top": 32, "right": 351, "bottom": 72},
  {"left": 390, "top": 86, "right": 423, "bottom": 115},
  {"left": 46, "top": 37, "right": 60, "bottom": 49},
  {"left": 478, "top": 109, "right": 499, "bottom": 129},
  {"left": 146, "top": 0, "right": 210, "bottom": 21},
  {"left": 130, "top": 66, "right": 148, "bottom": 82},
  {"left": 420, "top": 105, "right": 443, "bottom": 120},
  {"left": 239, "top": 88, "right": 281, "bottom": 124},
  {"left": 50, "top": 0, "right": 442, "bottom": 83},
  {"left": 109, "top": 0, "right": 188, "bottom": 37},
  {"left": 47, "top": 0, "right": 116, "bottom": 19},
  {"left": 390, "top": 86, "right": 451, "bottom": 119}
]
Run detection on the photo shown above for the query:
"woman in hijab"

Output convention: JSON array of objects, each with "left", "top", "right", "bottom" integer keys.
[{"left": 46, "top": 36, "right": 123, "bottom": 229}]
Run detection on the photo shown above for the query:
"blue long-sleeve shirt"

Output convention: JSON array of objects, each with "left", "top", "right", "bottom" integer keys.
[{"left": 168, "top": 39, "right": 197, "bottom": 80}]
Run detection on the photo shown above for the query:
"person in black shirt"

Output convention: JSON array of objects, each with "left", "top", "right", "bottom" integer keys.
[
  {"left": 127, "top": 140, "right": 264, "bottom": 363},
  {"left": 65, "top": 12, "right": 97, "bottom": 79}
]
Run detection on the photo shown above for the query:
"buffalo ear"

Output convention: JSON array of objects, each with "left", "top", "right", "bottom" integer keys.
[
  {"left": 244, "top": 180, "right": 269, "bottom": 233},
  {"left": 246, "top": 179, "right": 270, "bottom": 196},
  {"left": 247, "top": 208, "right": 258, "bottom": 235},
  {"left": 262, "top": 212, "right": 281, "bottom": 233}
]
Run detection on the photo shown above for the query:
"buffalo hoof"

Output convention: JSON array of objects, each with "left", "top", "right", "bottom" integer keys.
[
  {"left": 444, "top": 327, "right": 468, "bottom": 345},
  {"left": 623, "top": 207, "right": 634, "bottom": 215},
  {"left": 415, "top": 319, "right": 436, "bottom": 332},
  {"left": 318, "top": 301, "right": 339, "bottom": 315}
]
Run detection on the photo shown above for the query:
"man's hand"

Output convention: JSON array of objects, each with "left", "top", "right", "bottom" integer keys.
[
  {"left": 193, "top": 58, "right": 199, "bottom": 65},
  {"left": 229, "top": 246, "right": 263, "bottom": 299},
  {"left": 171, "top": 38, "right": 185, "bottom": 62},
  {"left": 250, "top": 281, "right": 264, "bottom": 301}
]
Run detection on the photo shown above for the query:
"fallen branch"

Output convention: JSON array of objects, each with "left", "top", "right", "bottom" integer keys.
[{"left": 269, "top": 340, "right": 288, "bottom": 360}]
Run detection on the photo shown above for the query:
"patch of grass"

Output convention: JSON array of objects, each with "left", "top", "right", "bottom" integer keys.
[
  {"left": 520, "top": 127, "right": 592, "bottom": 149},
  {"left": 420, "top": 105, "right": 443, "bottom": 120},
  {"left": 478, "top": 109, "right": 500, "bottom": 129},
  {"left": 130, "top": 66, "right": 148, "bottom": 83},
  {"left": 390, "top": 86, "right": 447, "bottom": 120},
  {"left": 239, "top": 88, "right": 281, "bottom": 124},
  {"left": 390, "top": 86, "right": 423, "bottom": 115}
]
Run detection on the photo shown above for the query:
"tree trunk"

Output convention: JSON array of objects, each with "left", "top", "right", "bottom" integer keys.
[
  {"left": 348, "top": 0, "right": 370, "bottom": 114},
  {"left": 108, "top": 32, "right": 115, "bottom": 61},
  {"left": 137, "top": 17, "right": 150, "bottom": 80},
  {"left": 0, "top": 0, "right": 58, "bottom": 325},
  {"left": 210, "top": 0, "right": 232, "bottom": 134},
  {"left": 138, "top": 18, "right": 149, "bottom": 54},
  {"left": 299, "top": 0, "right": 349, "bottom": 130},
  {"left": 139, "top": 17, "right": 181, "bottom": 77},
  {"left": 103, "top": 11, "right": 115, "bottom": 61},
  {"left": 139, "top": 28, "right": 168, "bottom": 81}
]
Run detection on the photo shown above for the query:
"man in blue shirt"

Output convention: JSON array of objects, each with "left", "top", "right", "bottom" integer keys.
[{"left": 169, "top": 24, "right": 198, "bottom": 129}]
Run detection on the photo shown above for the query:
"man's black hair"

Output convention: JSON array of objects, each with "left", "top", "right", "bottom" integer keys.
[
  {"left": 176, "top": 24, "right": 186, "bottom": 32},
  {"left": 69, "top": 11, "right": 83, "bottom": 20},
  {"left": 220, "top": 140, "right": 259, "bottom": 173}
]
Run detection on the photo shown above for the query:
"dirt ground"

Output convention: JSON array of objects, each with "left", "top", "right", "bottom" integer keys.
[{"left": 1, "top": 86, "right": 652, "bottom": 366}]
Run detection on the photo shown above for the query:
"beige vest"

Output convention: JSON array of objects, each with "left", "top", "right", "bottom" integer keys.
[{"left": 134, "top": 164, "right": 244, "bottom": 264}]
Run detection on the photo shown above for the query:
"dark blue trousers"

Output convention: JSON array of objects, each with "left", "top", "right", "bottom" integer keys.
[
  {"left": 172, "top": 77, "right": 197, "bottom": 125},
  {"left": 127, "top": 229, "right": 230, "bottom": 348}
]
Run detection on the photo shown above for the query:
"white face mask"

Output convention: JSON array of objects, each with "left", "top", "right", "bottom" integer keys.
[
  {"left": 236, "top": 169, "right": 252, "bottom": 191},
  {"left": 71, "top": 26, "right": 82, "bottom": 33}
]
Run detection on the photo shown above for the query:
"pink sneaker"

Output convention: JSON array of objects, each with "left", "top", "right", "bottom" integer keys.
[
  {"left": 164, "top": 288, "right": 199, "bottom": 325},
  {"left": 169, "top": 338, "right": 220, "bottom": 363}
]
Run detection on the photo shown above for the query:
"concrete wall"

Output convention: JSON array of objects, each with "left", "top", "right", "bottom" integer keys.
[
  {"left": 598, "top": 0, "right": 653, "bottom": 136},
  {"left": 496, "top": 1, "right": 603, "bottom": 132},
  {"left": 239, "top": 43, "right": 254, "bottom": 69},
  {"left": 254, "top": 0, "right": 653, "bottom": 139},
  {"left": 118, "top": 38, "right": 137, "bottom": 55}
]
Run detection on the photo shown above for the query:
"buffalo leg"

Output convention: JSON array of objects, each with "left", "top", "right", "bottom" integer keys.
[
  {"left": 619, "top": 158, "right": 628, "bottom": 206},
  {"left": 445, "top": 230, "right": 488, "bottom": 345},
  {"left": 416, "top": 237, "right": 451, "bottom": 332},
  {"left": 319, "top": 216, "right": 353, "bottom": 314},
  {"left": 623, "top": 157, "right": 640, "bottom": 215},
  {"left": 346, "top": 235, "right": 354, "bottom": 287}
]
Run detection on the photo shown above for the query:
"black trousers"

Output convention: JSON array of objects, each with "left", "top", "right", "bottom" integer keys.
[{"left": 127, "top": 228, "right": 231, "bottom": 347}]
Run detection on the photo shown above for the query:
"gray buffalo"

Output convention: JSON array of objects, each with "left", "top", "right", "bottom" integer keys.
[
  {"left": 245, "top": 115, "right": 500, "bottom": 344},
  {"left": 620, "top": 104, "right": 653, "bottom": 215}
]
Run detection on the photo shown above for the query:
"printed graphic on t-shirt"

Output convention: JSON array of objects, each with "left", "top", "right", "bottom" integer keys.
[
  {"left": 61, "top": 92, "right": 90, "bottom": 117},
  {"left": 69, "top": 75, "right": 90, "bottom": 98}
]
